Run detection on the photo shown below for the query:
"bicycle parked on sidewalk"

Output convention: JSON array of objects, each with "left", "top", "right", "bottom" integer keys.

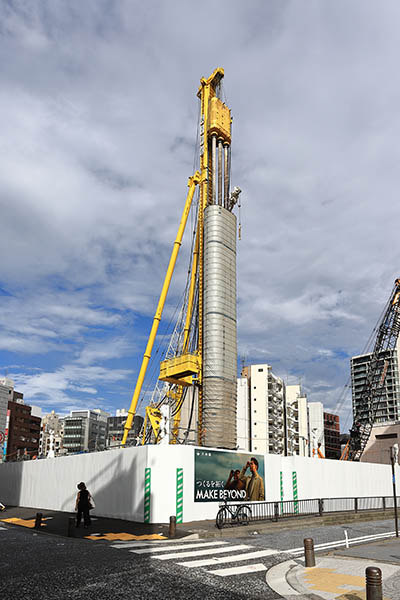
[{"left": 216, "top": 501, "right": 252, "bottom": 529}]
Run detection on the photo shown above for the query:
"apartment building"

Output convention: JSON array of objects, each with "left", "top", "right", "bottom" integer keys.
[
  {"left": 324, "top": 412, "right": 341, "bottom": 459},
  {"left": 5, "top": 399, "right": 41, "bottom": 460},
  {"left": 308, "top": 402, "right": 325, "bottom": 456},
  {"left": 63, "top": 409, "right": 110, "bottom": 453},
  {"left": 107, "top": 409, "right": 144, "bottom": 447},
  {"left": 237, "top": 364, "right": 285, "bottom": 455},
  {"left": 351, "top": 338, "right": 400, "bottom": 425},
  {"left": 286, "top": 385, "right": 309, "bottom": 456},
  {"left": 39, "top": 410, "right": 66, "bottom": 457}
]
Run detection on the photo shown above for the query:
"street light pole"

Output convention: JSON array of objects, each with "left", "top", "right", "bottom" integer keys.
[{"left": 390, "top": 444, "right": 399, "bottom": 538}]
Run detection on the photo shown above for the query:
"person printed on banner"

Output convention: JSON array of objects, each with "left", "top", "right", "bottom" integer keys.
[
  {"left": 224, "top": 469, "right": 245, "bottom": 492},
  {"left": 239, "top": 457, "right": 265, "bottom": 502}
]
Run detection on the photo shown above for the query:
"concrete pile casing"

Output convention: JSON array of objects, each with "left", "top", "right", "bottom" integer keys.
[{"left": 202, "top": 204, "right": 237, "bottom": 449}]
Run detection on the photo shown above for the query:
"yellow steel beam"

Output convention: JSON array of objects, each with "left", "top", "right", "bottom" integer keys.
[
  {"left": 183, "top": 226, "right": 199, "bottom": 352},
  {"left": 122, "top": 172, "right": 200, "bottom": 446},
  {"left": 170, "top": 226, "right": 200, "bottom": 442}
]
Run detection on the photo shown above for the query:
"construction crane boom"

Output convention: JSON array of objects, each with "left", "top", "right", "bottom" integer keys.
[{"left": 121, "top": 173, "right": 200, "bottom": 446}]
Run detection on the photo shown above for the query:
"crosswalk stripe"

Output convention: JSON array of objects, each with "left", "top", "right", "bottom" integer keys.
[
  {"left": 178, "top": 548, "right": 278, "bottom": 568},
  {"left": 207, "top": 563, "right": 268, "bottom": 576},
  {"left": 110, "top": 536, "right": 200, "bottom": 549},
  {"left": 130, "top": 541, "right": 228, "bottom": 554},
  {"left": 154, "top": 544, "right": 252, "bottom": 561}
]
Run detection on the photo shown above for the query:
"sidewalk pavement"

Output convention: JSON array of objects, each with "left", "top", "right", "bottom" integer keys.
[
  {"left": 266, "top": 537, "right": 400, "bottom": 599},
  {"left": 0, "top": 506, "right": 189, "bottom": 541}
]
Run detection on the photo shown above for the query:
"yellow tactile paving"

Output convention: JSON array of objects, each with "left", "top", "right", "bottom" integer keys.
[
  {"left": 303, "top": 568, "right": 364, "bottom": 594},
  {"left": 302, "top": 567, "right": 391, "bottom": 600},
  {"left": 1, "top": 517, "right": 48, "bottom": 528},
  {"left": 84, "top": 532, "right": 167, "bottom": 541}
]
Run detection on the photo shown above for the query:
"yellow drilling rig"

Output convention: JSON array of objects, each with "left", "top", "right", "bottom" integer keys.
[{"left": 121, "top": 68, "right": 240, "bottom": 449}]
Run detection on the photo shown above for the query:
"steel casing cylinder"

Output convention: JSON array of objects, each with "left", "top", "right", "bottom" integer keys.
[{"left": 203, "top": 204, "right": 237, "bottom": 449}]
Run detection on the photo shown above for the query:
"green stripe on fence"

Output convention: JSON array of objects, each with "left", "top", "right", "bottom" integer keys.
[
  {"left": 144, "top": 467, "right": 151, "bottom": 523},
  {"left": 176, "top": 468, "right": 183, "bottom": 524},
  {"left": 292, "top": 471, "right": 299, "bottom": 514}
]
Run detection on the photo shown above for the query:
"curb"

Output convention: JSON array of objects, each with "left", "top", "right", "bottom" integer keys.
[{"left": 265, "top": 558, "right": 311, "bottom": 599}]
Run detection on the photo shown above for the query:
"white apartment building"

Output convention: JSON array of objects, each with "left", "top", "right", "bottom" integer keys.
[
  {"left": 237, "top": 364, "right": 285, "bottom": 455},
  {"left": 308, "top": 401, "right": 325, "bottom": 456},
  {"left": 237, "top": 377, "right": 250, "bottom": 451},
  {"left": 286, "top": 384, "right": 309, "bottom": 456}
]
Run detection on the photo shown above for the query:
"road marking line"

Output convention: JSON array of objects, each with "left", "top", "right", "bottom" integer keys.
[
  {"left": 178, "top": 548, "right": 278, "bottom": 567},
  {"left": 207, "top": 563, "right": 268, "bottom": 576},
  {"left": 110, "top": 536, "right": 200, "bottom": 548},
  {"left": 284, "top": 530, "right": 396, "bottom": 555},
  {"left": 130, "top": 541, "right": 228, "bottom": 554},
  {"left": 154, "top": 544, "right": 251, "bottom": 561}
]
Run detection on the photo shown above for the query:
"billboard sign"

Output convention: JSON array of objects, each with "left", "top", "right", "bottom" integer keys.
[{"left": 194, "top": 449, "right": 265, "bottom": 502}]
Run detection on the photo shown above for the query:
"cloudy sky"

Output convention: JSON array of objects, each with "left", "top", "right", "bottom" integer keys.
[{"left": 1, "top": 1, "right": 400, "bottom": 431}]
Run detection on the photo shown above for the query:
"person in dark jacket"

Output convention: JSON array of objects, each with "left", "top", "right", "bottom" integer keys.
[{"left": 75, "top": 481, "right": 92, "bottom": 528}]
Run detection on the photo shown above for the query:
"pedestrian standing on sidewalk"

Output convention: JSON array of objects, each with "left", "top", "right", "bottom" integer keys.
[{"left": 75, "top": 482, "right": 92, "bottom": 528}]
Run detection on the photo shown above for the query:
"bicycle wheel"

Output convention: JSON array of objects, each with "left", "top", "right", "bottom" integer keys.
[
  {"left": 236, "top": 505, "right": 251, "bottom": 526},
  {"left": 216, "top": 507, "right": 228, "bottom": 529}
]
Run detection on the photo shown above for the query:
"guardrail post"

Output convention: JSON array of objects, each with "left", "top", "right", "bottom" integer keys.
[
  {"left": 34, "top": 512, "right": 43, "bottom": 529},
  {"left": 304, "top": 538, "right": 316, "bottom": 567},
  {"left": 273, "top": 502, "right": 279, "bottom": 522},
  {"left": 169, "top": 515, "right": 176, "bottom": 538},
  {"left": 354, "top": 497, "right": 358, "bottom": 514},
  {"left": 365, "top": 566, "right": 382, "bottom": 600},
  {"left": 382, "top": 497, "right": 386, "bottom": 511},
  {"left": 318, "top": 499, "right": 324, "bottom": 517}
]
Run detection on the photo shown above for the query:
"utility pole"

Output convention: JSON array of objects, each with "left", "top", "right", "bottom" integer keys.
[{"left": 390, "top": 443, "right": 399, "bottom": 537}]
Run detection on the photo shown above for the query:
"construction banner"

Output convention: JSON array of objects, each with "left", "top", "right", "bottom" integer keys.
[{"left": 194, "top": 449, "right": 265, "bottom": 502}]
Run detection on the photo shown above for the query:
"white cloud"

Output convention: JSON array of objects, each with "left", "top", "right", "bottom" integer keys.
[{"left": 1, "top": 1, "right": 400, "bottom": 425}]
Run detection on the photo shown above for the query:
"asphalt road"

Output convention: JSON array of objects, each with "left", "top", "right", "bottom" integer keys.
[{"left": 0, "top": 518, "right": 398, "bottom": 600}]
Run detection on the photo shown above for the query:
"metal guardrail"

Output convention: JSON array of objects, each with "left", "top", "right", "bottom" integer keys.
[{"left": 216, "top": 495, "right": 400, "bottom": 526}]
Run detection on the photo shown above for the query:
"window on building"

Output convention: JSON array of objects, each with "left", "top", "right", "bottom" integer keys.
[{"left": 258, "top": 368, "right": 263, "bottom": 372}]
